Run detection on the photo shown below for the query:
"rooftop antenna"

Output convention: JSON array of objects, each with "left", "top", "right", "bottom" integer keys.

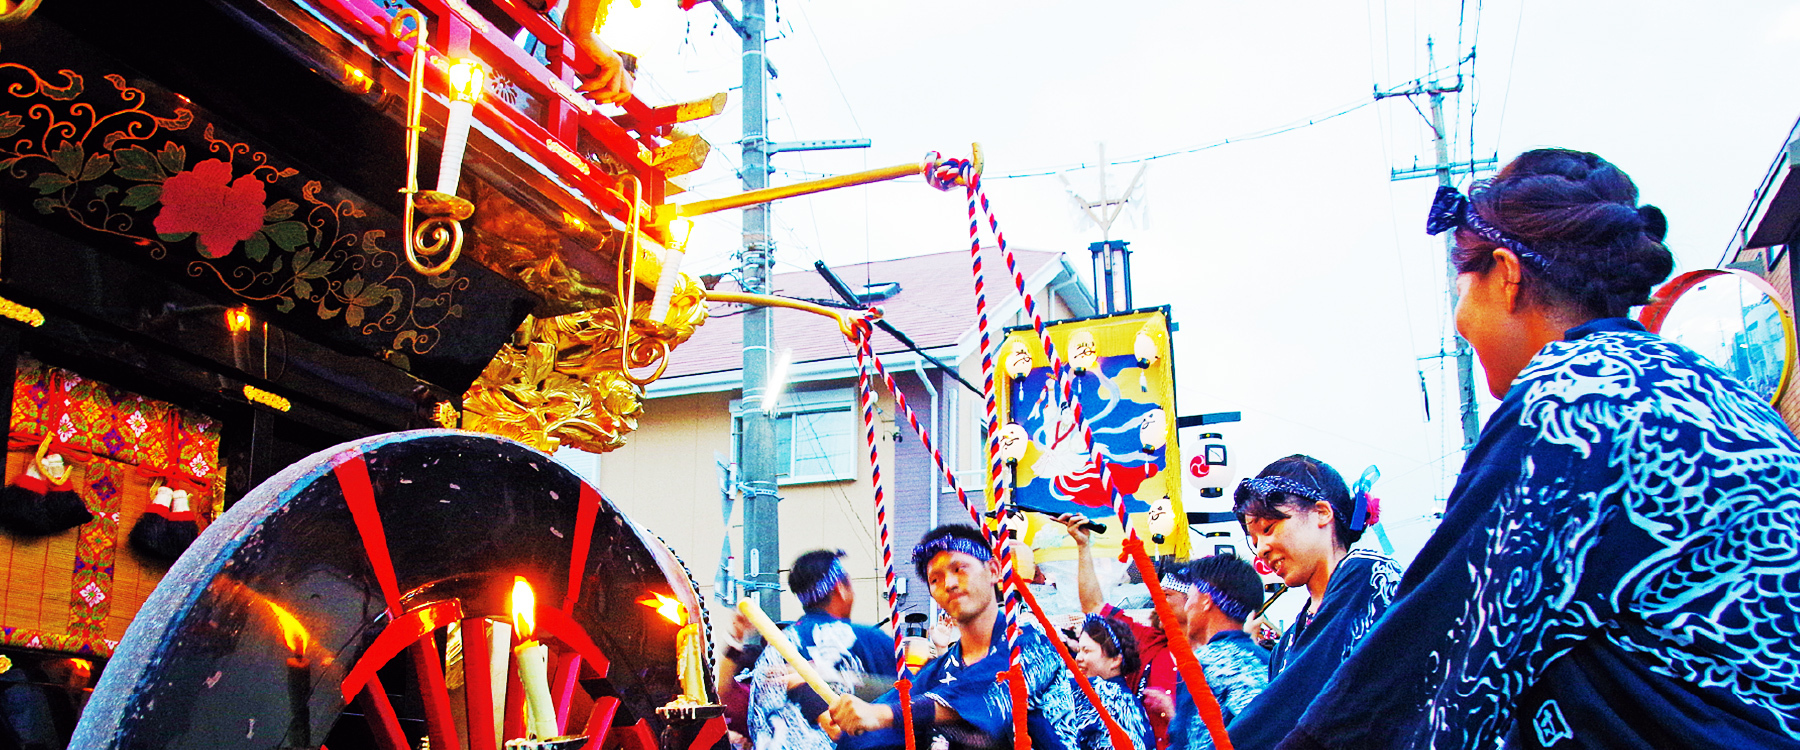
[{"left": 1059, "top": 143, "right": 1147, "bottom": 313}]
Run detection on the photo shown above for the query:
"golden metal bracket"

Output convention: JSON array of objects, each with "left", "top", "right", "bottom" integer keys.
[
  {"left": 652, "top": 144, "right": 982, "bottom": 225},
  {"left": 393, "top": 9, "right": 475, "bottom": 276},
  {"left": 701, "top": 290, "right": 877, "bottom": 339},
  {"left": 0, "top": 0, "right": 42, "bottom": 26}
]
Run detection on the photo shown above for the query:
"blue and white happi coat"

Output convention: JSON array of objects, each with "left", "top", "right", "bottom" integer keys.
[
  {"left": 748, "top": 611, "right": 894, "bottom": 750},
  {"left": 1171, "top": 629, "right": 1271, "bottom": 750},
  {"left": 1070, "top": 674, "right": 1154, "bottom": 750},
  {"left": 1283, "top": 319, "right": 1800, "bottom": 750},
  {"left": 857, "top": 613, "right": 1080, "bottom": 750}
]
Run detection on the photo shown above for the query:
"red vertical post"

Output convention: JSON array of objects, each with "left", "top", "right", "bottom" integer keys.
[
  {"left": 410, "top": 634, "right": 463, "bottom": 750},
  {"left": 551, "top": 652, "right": 583, "bottom": 734},
  {"left": 503, "top": 652, "right": 527, "bottom": 741},
  {"left": 354, "top": 675, "right": 409, "bottom": 750},
  {"left": 463, "top": 617, "right": 497, "bottom": 750}
]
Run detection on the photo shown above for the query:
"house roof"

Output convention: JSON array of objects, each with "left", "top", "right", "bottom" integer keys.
[{"left": 656, "top": 247, "right": 1079, "bottom": 390}]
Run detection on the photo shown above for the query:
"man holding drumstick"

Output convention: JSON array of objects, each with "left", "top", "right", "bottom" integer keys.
[
  {"left": 747, "top": 549, "right": 895, "bottom": 750},
  {"left": 824, "top": 523, "right": 1081, "bottom": 749}
]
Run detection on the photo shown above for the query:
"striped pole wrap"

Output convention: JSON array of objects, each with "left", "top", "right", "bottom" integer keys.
[
  {"left": 849, "top": 319, "right": 904, "bottom": 677},
  {"left": 851, "top": 333, "right": 1138, "bottom": 750},
  {"left": 953, "top": 172, "right": 1028, "bottom": 735},
  {"left": 971, "top": 167, "right": 1236, "bottom": 750}
]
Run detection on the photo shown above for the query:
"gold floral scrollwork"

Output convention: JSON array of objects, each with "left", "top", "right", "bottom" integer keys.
[{"left": 459, "top": 272, "right": 709, "bottom": 453}]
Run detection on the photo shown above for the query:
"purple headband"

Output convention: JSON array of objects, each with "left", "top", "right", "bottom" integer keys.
[
  {"left": 1085, "top": 614, "right": 1125, "bottom": 654},
  {"left": 1425, "top": 184, "right": 1556, "bottom": 274},
  {"left": 911, "top": 535, "right": 993, "bottom": 572},
  {"left": 797, "top": 556, "right": 849, "bottom": 606}
]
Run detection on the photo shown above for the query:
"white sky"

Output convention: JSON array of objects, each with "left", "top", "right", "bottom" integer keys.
[{"left": 600, "top": 0, "right": 1800, "bottom": 563}]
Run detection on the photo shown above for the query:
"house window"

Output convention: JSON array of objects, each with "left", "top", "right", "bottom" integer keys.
[
  {"left": 733, "top": 389, "right": 857, "bottom": 485},
  {"left": 776, "top": 409, "right": 855, "bottom": 482}
]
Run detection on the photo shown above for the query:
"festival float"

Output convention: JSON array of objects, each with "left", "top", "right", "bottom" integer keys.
[{"left": 0, "top": 0, "right": 1267, "bottom": 747}]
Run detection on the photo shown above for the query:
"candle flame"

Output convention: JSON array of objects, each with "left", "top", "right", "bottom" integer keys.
[
  {"left": 640, "top": 592, "right": 686, "bottom": 626},
  {"left": 225, "top": 306, "right": 252, "bottom": 333},
  {"left": 266, "top": 600, "right": 309, "bottom": 656},
  {"left": 512, "top": 576, "right": 537, "bottom": 641},
  {"left": 448, "top": 59, "right": 486, "bottom": 104}
]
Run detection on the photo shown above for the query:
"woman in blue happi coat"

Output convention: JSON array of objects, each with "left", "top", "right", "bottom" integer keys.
[
  {"left": 1223, "top": 456, "right": 1400, "bottom": 750},
  {"left": 1278, "top": 149, "right": 1800, "bottom": 749},
  {"left": 1070, "top": 614, "right": 1154, "bottom": 750}
]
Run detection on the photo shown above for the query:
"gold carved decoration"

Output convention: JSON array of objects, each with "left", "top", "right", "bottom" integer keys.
[{"left": 458, "top": 271, "right": 707, "bottom": 453}]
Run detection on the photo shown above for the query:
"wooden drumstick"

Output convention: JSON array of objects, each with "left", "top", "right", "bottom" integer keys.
[{"left": 736, "top": 600, "right": 839, "bottom": 703}]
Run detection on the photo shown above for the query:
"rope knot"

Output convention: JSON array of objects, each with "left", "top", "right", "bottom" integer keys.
[{"left": 923, "top": 152, "right": 975, "bottom": 191}]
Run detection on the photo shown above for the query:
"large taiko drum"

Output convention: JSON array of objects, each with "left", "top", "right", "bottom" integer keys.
[{"left": 73, "top": 430, "right": 722, "bottom": 750}]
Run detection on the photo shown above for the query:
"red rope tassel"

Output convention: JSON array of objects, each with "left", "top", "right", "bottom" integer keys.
[
  {"left": 1122, "top": 537, "right": 1233, "bottom": 750},
  {"left": 897, "top": 676, "right": 917, "bottom": 750},
  {"left": 1003, "top": 669, "right": 1029, "bottom": 750}
]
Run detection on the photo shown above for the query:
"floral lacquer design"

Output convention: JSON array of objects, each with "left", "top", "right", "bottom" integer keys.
[{"left": 0, "top": 55, "right": 470, "bottom": 359}]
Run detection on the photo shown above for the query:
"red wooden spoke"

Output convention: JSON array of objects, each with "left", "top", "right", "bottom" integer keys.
[
  {"left": 611, "top": 719, "right": 657, "bottom": 750},
  {"left": 354, "top": 674, "right": 408, "bottom": 750},
  {"left": 580, "top": 696, "right": 619, "bottom": 750},
  {"left": 552, "top": 652, "right": 582, "bottom": 735},
  {"left": 536, "top": 606, "right": 612, "bottom": 679},
  {"left": 687, "top": 717, "right": 728, "bottom": 750},
  {"left": 563, "top": 483, "right": 603, "bottom": 613},
  {"left": 463, "top": 617, "right": 498, "bottom": 750},
  {"left": 334, "top": 456, "right": 402, "bottom": 614},
  {"left": 410, "top": 633, "right": 462, "bottom": 750},
  {"left": 339, "top": 600, "right": 464, "bottom": 703}
]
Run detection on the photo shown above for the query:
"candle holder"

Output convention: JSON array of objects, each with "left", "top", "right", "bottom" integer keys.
[{"left": 391, "top": 9, "right": 479, "bottom": 277}]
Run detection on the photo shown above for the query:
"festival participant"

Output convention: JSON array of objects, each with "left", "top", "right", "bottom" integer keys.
[
  {"left": 1277, "top": 148, "right": 1800, "bottom": 749},
  {"left": 1166, "top": 555, "right": 1270, "bottom": 750},
  {"left": 1225, "top": 456, "right": 1400, "bottom": 750},
  {"left": 824, "top": 524, "right": 1081, "bottom": 749},
  {"left": 1058, "top": 513, "right": 1182, "bottom": 748},
  {"left": 1071, "top": 614, "right": 1155, "bottom": 750},
  {"left": 747, "top": 549, "right": 894, "bottom": 750}
]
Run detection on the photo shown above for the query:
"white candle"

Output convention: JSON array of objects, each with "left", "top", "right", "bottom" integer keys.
[
  {"left": 646, "top": 243, "right": 687, "bottom": 324},
  {"left": 435, "top": 100, "right": 473, "bottom": 196},
  {"left": 513, "top": 640, "right": 558, "bottom": 740}
]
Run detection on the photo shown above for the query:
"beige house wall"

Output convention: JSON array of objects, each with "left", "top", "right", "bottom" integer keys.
[{"left": 594, "top": 389, "right": 899, "bottom": 625}]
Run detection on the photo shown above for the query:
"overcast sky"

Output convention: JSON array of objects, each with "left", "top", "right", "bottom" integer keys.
[{"left": 598, "top": 1, "right": 1800, "bottom": 562}]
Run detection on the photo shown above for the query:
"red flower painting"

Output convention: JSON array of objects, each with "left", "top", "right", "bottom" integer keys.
[{"left": 154, "top": 159, "right": 267, "bottom": 259}]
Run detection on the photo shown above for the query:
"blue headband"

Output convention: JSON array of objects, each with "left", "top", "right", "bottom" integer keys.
[
  {"left": 1235, "top": 476, "right": 1327, "bottom": 507},
  {"left": 1425, "top": 184, "right": 1556, "bottom": 274},
  {"left": 1236, "top": 475, "right": 1371, "bottom": 532},
  {"left": 797, "top": 557, "right": 849, "bottom": 606},
  {"left": 911, "top": 535, "right": 993, "bottom": 573},
  {"left": 1085, "top": 614, "right": 1125, "bottom": 654},
  {"left": 1192, "top": 579, "right": 1252, "bottom": 622}
]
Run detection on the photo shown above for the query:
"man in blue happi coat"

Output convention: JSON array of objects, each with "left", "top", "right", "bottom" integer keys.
[
  {"left": 824, "top": 523, "right": 1081, "bottom": 749},
  {"left": 748, "top": 549, "right": 896, "bottom": 749}
]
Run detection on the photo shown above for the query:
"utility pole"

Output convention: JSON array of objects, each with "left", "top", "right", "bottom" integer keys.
[
  {"left": 1059, "top": 143, "right": 1146, "bottom": 313},
  {"left": 705, "top": 0, "right": 870, "bottom": 619},
  {"left": 1377, "top": 39, "right": 1494, "bottom": 451}
]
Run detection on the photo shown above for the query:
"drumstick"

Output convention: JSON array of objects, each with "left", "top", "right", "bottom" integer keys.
[{"left": 737, "top": 600, "right": 839, "bottom": 703}]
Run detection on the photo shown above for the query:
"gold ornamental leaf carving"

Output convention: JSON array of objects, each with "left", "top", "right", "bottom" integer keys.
[{"left": 459, "top": 272, "right": 709, "bottom": 453}]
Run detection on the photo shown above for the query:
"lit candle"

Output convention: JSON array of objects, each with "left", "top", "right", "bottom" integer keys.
[
  {"left": 646, "top": 218, "right": 694, "bottom": 324},
  {"left": 641, "top": 592, "right": 706, "bottom": 701},
  {"left": 510, "top": 577, "right": 559, "bottom": 740},
  {"left": 435, "top": 59, "right": 485, "bottom": 196},
  {"left": 267, "top": 601, "right": 312, "bottom": 746}
]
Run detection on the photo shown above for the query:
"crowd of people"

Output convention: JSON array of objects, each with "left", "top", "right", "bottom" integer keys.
[{"left": 713, "top": 149, "right": 1800, "bottom": 749}]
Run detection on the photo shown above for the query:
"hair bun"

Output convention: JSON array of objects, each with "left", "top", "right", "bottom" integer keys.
[{"left": 1637, "top": 205, "right": 1667, "bottom": 241}]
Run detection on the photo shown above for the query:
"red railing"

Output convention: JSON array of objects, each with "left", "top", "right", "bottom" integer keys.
[{"left": 309, "top": 0, "right": 694, "bottom": 229}]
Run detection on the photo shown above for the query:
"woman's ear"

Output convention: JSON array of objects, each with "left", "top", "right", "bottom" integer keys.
[
  {"left": 1313, "top": 499, "right": 1336, "bottom": 528},
  {"left": 1489, "top": 249, "right": 1527, "bottom": 312}
]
